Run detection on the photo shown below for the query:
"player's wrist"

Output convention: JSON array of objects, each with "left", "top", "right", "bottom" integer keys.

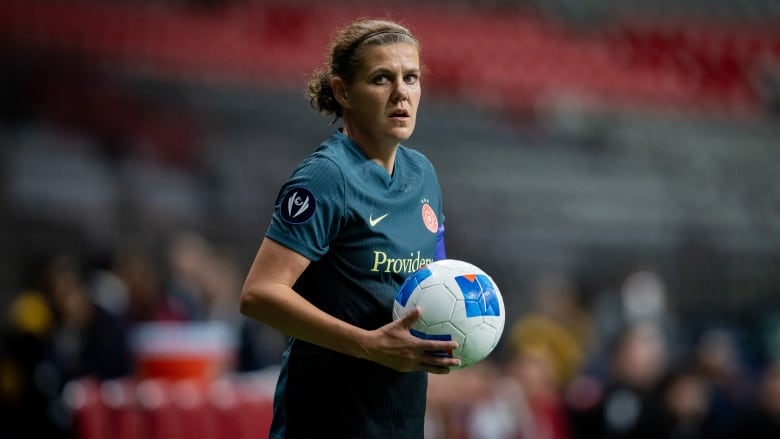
[{"left": 348, "top": 327, "right": 373, "bottom": 360}]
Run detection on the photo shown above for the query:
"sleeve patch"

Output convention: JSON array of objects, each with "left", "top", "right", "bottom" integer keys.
[{"left": 280, "top": 187, "right": 317, "bottom": 224}]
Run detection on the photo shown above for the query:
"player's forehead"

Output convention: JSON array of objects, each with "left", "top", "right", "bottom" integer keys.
[{"left": 357, "top": 43, "right": 420, "bottom": 73}]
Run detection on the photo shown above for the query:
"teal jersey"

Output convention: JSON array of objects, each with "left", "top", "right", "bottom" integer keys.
[{"left": 265, "top": 130, "right": 445, "bottom": 438}]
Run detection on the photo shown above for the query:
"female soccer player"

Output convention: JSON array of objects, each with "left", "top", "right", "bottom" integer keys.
[{"left": 239, "top": 18, "right": 459, "bottom": 438}]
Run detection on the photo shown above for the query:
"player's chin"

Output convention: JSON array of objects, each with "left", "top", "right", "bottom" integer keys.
[
  {"left": 387, "top": 128, "right": 414, "bottom": 143},
  {"left": 386, "top": 120, "right": 415, "bottom": 137}
]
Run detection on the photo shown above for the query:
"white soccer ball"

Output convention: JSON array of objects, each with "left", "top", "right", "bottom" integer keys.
[{"left": 392, "top": 259, "right": 506, "bottom": 370}]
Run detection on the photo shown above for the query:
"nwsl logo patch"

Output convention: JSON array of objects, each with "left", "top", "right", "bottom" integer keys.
[{"left": 280, "top": 187, "right": 316, "bottom": 224}]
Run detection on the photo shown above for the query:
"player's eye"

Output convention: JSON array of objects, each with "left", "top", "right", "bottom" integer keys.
[
  {"left": 373, "top": 75, "right": 390, "bottom": 84},
  {"left": 404, "top": 74, "right": 419, "bottom": 84}
]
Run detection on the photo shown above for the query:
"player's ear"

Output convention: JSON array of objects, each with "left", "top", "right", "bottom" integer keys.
[{"left": 331, "top": 76, "right": 350, "bottom": 108}]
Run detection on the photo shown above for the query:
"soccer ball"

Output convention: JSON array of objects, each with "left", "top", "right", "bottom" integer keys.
[{"left": 392, "top": 259, "right": 505, "bottom": 370}]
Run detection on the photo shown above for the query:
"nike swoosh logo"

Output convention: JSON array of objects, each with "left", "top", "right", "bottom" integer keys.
[{"left": 369, "top": 213, "right": 389, "bottom": 227}]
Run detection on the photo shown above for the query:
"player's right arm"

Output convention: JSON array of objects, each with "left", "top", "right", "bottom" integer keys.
[{"left": 239, "top": 237, "right": 460, "bottom": 373}]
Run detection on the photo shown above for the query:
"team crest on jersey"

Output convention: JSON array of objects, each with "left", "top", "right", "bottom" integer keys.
[
  {"left": 421, "top": 201, "right": 438, "bottom": 233},
  {"left": 280, "top": 187, "right": 316, "bottom": 224}
]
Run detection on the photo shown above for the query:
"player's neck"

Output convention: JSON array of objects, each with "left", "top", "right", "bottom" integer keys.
[{"left": 342, "top": 126, "right": 397, "bottom": 175}]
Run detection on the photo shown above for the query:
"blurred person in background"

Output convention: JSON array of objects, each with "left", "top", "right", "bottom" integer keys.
[
  {"left": 504, "top": 273, "right": 587, "bottom": 438},
  {"left": 730, "top": 358, "right": 780, "bottom": 439},
  {"left": 689, "top": 327, "right": 752, "bottom": 437},
  {"left": 589, "top": 269, "right": 684, "bottom": 366},
  {"left": 163, "top": 229, "right": 214, "bottom": 320},
  {"left": 107, "top": 239, "right": 192, "bottom": 328},
  {"left": 0, "top": 252, "right": 132, "bottom": 438},
  {"left": 567, "top": 268, "right": 685, "bottom": 437},
  {"left": 658, "top": 364, "right": 718, "bottom": 439},
  {"left": 510, "top": 273, "right": 593, "bottom": 387},
  {"left": 590, "top": 322, "right": 670, "bottom": 439},
  {"left": 239, "top": 18, "right": 458, "bottom": 438},
  {"left": 504, "top": 343, "right": 573, "bottom": 439},
  {"left": 425, "top": 360, "right": 512, "bottom": 439}
]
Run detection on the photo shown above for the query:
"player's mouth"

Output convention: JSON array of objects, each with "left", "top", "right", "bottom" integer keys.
[{"left": 389, "top": 108, "right": 410, "bottom": 120}]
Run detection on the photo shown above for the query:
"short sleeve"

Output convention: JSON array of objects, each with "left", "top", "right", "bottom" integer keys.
[{"left": 266, "top": 156, "right": 345, "bottom": 261}]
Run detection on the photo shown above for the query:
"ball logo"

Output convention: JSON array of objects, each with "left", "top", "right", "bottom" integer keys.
[
  {"left": 421, "top": 203, "right": 438, "bottom": 233},
  {"left": 455, "top": 274, "right": 502, "bottom": 317},
  {"left": 280, "top": 187, "right": 316, "bottom": 224}
]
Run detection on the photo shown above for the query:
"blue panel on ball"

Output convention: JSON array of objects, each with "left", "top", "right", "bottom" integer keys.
[
  {"left": 410, "top": 328, "right": 452, "bottom": 341},
  {"left": 455, "top": 274, "right": 501, "bottom": 317},
  {"left": 410, "top": 328, "right": 453, "bottom": 358},
  {"left": 395, "top": 267, "right": 432, "bottom": 306}
]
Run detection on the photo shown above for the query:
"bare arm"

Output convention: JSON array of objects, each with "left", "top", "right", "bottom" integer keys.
[{"left": 239, "top": 237, "right": 461, "bottom": 373}]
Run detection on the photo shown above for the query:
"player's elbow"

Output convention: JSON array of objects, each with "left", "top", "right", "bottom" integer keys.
[{"left": 239, "top": 286, "right": 262, "bottom": 319}]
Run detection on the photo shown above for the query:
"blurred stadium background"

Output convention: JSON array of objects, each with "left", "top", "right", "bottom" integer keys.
[{"left": 1, "top": 0, "right": 780, "bottom": 438}]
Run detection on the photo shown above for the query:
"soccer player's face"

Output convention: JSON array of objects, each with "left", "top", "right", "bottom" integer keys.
[{"left": 345, "top": 43, "right": 421, "bottom": 147}]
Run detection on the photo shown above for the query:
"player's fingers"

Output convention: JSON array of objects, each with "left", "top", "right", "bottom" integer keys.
[
  {"left": 423, "top": 339, "right": 458, "bottom": 354},
  {"left": 397, "top": 306, "right": 422, "bottom": 328},
  {"left": 426, "top": 365, "right": 452, "bottom": 375},
  {"left": 421, "top": 342, "right": 459, "bottom": 369},
  {"left": 421, "top": 357, "right": 460, "bottom": 373}
]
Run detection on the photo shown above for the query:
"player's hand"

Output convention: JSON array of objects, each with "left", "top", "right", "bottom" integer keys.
[{"left": 361, "top": 306, "right": 461, "bottom": 374}]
